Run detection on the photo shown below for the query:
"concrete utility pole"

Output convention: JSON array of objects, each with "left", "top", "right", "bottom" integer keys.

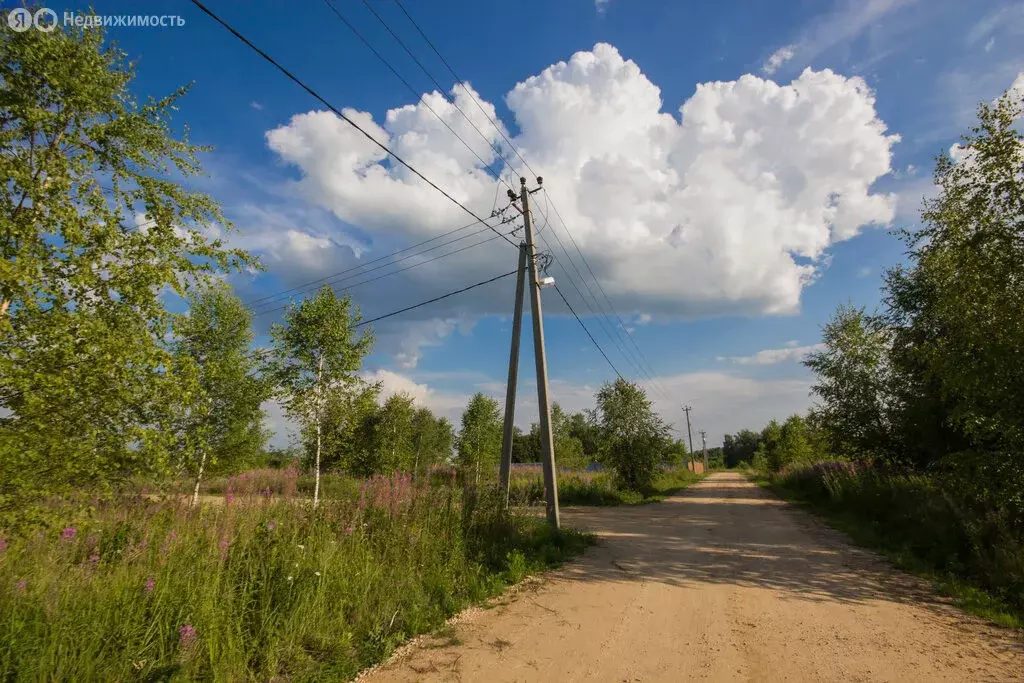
[
  {"left": 498, "top": 243, "right": 528, "bottom": 507},
  {"left": 700, "top": 429, "right": 708, "bottom": 473},
  {"left": 683, "top": 405, "right": 695, "bottom": 472},
  {"left": 517, "top": 176, "right": 560, "bottom": 529}
]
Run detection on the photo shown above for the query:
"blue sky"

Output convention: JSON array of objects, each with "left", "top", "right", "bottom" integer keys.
[{"left": 47, "top": 0, "right": 1024, "bottom": 444}]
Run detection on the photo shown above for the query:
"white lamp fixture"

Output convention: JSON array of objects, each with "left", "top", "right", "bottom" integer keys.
[{"left": 538, "top": 276, "right": 556, "bottom": 288}]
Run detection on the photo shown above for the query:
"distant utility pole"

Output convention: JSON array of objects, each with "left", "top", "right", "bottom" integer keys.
[
  {"left": 499, "top": 177, "right": 559, "bottom": 529},
  {"left": 683, "top": 405, "right": 695, "bottom": 472},
  {"left": 699, "top": 430, "right": 708, "bottom": 473},
  {"left": 499, "top": 243, "right": 528, "bottom": 507}
]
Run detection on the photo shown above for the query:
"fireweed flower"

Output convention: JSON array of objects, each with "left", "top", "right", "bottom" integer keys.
[
  {"left": 178, "top": 624, "right": 197, "bottom": 647},
  {"left": 144, "top": 578, "right": 155, "bottom": 594},
  {"left": 59, "top": 527, "right": 77, "bottom": 542},
  {"left": 16, "top": 579, "right": 27, "bottom": 592}
]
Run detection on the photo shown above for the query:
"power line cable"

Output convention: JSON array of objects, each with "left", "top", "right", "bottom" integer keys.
[
  {"left": 189, "top": 0, "right": 515, "bottom": 248},
  {"left": 553, "top": 284, "right": 623, "bottom": 380},
  {"left": 320, "top": 0, "right": 507, "bottom": 186},
  {"left": 386, "top": 2, "right": 670, "bottom": 396},
  {"left": 251, "top": 226, "right": 516, "bottom": 317},
  {"left": 354, "top": 269, "right": 518, "bottom": 328},
  {"left": 392, "top": 0, "right": 536, "bottom": 178},
  {"left": 368, "top": 0, "right": 525, "bottom": 178},
  {"left": 544, "top": 194, "right": 675, "bottom": 399},
  {"left": 536, "top": 228, "right": 649, "bottom": 384},
  {"left": 538, "top": 203, "right": 667, "bottom": 398},
  {"left": 246, "top": 217, "right": 509, "bottom": 310}
]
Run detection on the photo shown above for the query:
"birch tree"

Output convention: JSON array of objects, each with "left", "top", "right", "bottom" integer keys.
[
  {"left": 172, "top": 285, "right": 269, "bottom": 505},
  {"left": 0, "top": 18, "right": 254, "bottom": 522},
  {"left": 267, "top": 287, "right": 371, "bottom": 506}
]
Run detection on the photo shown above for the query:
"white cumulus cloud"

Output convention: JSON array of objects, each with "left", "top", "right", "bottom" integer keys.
[
  {"left": 762, "top": 45, "right": 795, "bottom": 74},
  {"left": 259, "top": 43, "right": 897, "bottom": 330},
  {"left": 719, "top": 341, "right": 825, "bottom": 366}
]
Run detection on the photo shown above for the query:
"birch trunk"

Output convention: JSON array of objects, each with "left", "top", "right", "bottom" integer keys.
[
  {"left": 191, "top": 450, "right": 207, "bottom": 507},
  {"left": 313, "top": 355, "right": 324, "bottom": 508}
]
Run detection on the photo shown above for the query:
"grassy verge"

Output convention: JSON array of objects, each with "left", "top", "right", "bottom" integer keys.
[
  {"left": 744, "top": 465, "right": 1023, "bottom": 629},
  {"left": 509, "top": 467, "right": 704, "bottom": 507},
  {"left": 0, "top": 476, "right": 593, "bottom": 680}
]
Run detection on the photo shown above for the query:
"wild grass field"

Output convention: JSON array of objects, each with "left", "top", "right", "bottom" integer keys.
[
  {"left": 507, "top": 465, "right": 702, "bottom": 506},
  {"left": 0, "top": 472, "right": 591, "bottom": 680}
]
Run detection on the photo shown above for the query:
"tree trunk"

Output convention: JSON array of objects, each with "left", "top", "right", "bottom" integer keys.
[
  {"left": 191, "top": 449, "right": 207, "bottom": 508},
  {"left": 314, "top": 355, "right": 324, "bottom": 508}
]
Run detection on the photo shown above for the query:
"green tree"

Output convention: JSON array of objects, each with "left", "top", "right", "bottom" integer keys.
[
  {"left": 267, "top": 287, "right": 372, "bottom": 505},
  {"left": 662, "top": 438, "right": 688, "bottom": 467},
  {"left": 779, "top": 414, "right": 814, "bottom": 467},
  {"left": 566, "top": 410, "right": 601, "bottom": 459},
  {"left": 410, "top": 408, "right": 453, "bottom": 478},
  {"left": 884, "top": 86, "right": 1024, "bottom": 521},
  {"left": 804, "top": 304, "right": 893, "bottom": 462},
  {"left": 595, "top": 378, "right": 668, "bottom": 490},
  {"left": 0, "top": 20, "right": 253, "bottom": 521},
  {"left": 320, "top": 379, "right": 380, "bottom": 476},
  {"left": 172, "top": 286, "right": 269, "bottom": 505},
  {"left": 511, "top": 425, "right": 540, "bottom": 463},
  {"left": 374, "top": 393, "right": 417, "bottom": 473},
  {"left": 551, "top": 402, "right": 586, "bottom": 470},
  {"left": 753, "top": 420, "right": 783, "bottom": 472},
  {"left": 723, "top": 429, "right": 760, "bottom": 468},
  {"left": 457, "top": 393, "right": 502, "bottom": 486}
]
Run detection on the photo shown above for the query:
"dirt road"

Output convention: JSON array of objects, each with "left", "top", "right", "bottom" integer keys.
[{"left": 364, "top": 472, "right": 1023, "bottom": 682}]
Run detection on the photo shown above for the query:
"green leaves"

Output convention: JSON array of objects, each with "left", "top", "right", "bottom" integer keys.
[
  {"left": 171, "top": 285, "right": 270, "bottom": 487},
  {"left": 0, "top": 20, "right": 256, "bottom": 524},
  {"left": 595, "top": 378, "right": 668, "bottom": 490},
  {"left": 457, "top": 393, "right": 501, "bottom": 484}
]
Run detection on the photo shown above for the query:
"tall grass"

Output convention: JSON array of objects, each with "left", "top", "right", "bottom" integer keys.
[
  {"left": 508, "top": 466, "right": 701, "bottom": 507},
  {"left": 0, "top": 473, "right": 590, "bottom": 680},
  {"left": 765, "top": 462, "right": 1024, "bottom": 627}
]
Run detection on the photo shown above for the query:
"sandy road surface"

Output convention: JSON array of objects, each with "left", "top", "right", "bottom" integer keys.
[{"left": 363, "top": 472, "right": 1023, "bottom": 682}]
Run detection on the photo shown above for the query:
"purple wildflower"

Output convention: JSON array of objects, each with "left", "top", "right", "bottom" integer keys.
[
  {"left": 139, "top": 539, "right": 149, "bottom": 550},
  {"left": 16, "top": 579, "right": 26, "bottom": 592},
  {"left": 345, "top": 525, "right": 354, "bottom": 535},
  {"left": 88, "top": 553, "right": 100, "bottom": 564},
  {"left": 59, "top": 527, "right": 77, "bottom": 542},
  {"left": 144, "top": 577, "right": 155, "bottom": 594},
  {"left": 0, "top": 537, "right": 7, "bottom": 553},
  {"left": 178, "top": 624, "right": 197, "bottom": 647},
  {"left": 168, "top": 530, "right": 178, "bottom": 542},
  {"left": 266, "top": 520, "right": 277, "bottom": 532}
]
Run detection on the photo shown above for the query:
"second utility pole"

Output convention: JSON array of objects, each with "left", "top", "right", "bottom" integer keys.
[
  {"left": 700, "top": 429, "right": 708, "bottom": 473},
  {"left": 683, "top": 405, "right": 695, "bottom": 472},
  {"left": 520, "top": 176, "right": 560, "bottom": 529}
]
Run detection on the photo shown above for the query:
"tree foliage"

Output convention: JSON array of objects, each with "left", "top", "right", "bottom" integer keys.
[
  {"left": 266, "top": 287, "right": 372, "bottom": 505},
  {"left": 595, "top": 379, "right": 668, "bottom": 490},
  {"left": 457, "top": 393, "right": 502, "bottom": 485},
  {"left": 0, "top": 22, "right": 253, "bottom": 522},
  {"left": 171, "top": 286, "right": 269, "bottom": 502},
  {"left": 722, "top": 429, "right": 760, "bottom": 468}
]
